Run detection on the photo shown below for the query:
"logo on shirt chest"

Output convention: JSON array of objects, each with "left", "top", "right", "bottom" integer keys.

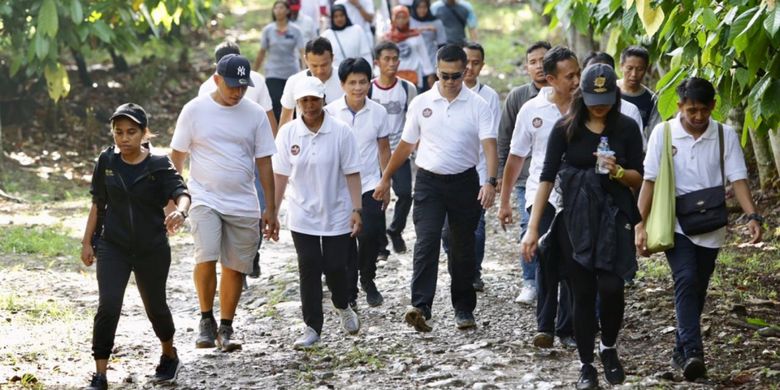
[
  {"left": 422, "top": 108, "right": 433, "bottom": 118},
  {"left": 671, "top": 145, "right": 678, "bottom": 156},
  {"left": 532, "top": 117, "right": 543, "bottom": 128},
  {"left": 291, "top": 145, "right": 300, "bottom": 156}
]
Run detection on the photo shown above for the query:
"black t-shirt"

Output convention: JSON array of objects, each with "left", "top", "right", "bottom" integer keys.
[
  {"left": 621, "top": 88, "right": 655, "bottom": 128},
  {"left": 115, "top": 154, "right": 150, "bottom": 186}
]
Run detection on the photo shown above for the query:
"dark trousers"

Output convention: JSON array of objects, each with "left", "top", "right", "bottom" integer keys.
[
  {"left": 348, "top": 191, "right": 384, "bottom": 301},
  {"left": 557, "top": 221, "right": 625, "bottom": 364},
  {"left": 665, "top": 233, "right": 718, "bottom": 359},
  {"left": 411, "top": 167, "right": 480, "bottom": 318},
  {"left": 265, "top": 77, "right": 286, "bottom": 122},
  {"left": 291, "top": 231, "right": 351, "bottom": 335},
  {"left": 441, "top": 209, "right": 486, "bottom": 277},
  {"left": 388, "top": 158, "right": 413, "bottom": 236},
  {"left": 92, "top": 242, "right": 175, "bottom": 360},
  {"left": 533, "top": 203, "right": 573, "bottom": 337}
]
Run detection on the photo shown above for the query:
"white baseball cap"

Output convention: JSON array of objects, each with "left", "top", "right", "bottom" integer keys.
[{"left": 293, "top": 76, "right": 326, "bottom": 101}]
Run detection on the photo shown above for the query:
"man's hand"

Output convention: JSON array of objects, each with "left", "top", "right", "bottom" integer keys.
[
  {"left": 263, "top": 209, "right": 280, "bottom": 241},
  {"left": 350, "top": 211, "right": 363, "bottom": 238},
  {"left": 498, "top": 204, "right": 513, "bottom": 230},
  {"left": 81, "top": 242, "right": 95, "bottom": 266},
  {"left": 747, "top": 219, "right": 763, "bottom": 244},
  {"left": 478, "top": 184, "right": 495, "bottom": 209},
  {"left": 373, "top": 179, "right": 391, "bottom": 202},
  {"left": 520, "top": 228, "right": 539, "bottom": 263},
  {"left": 164, "top": 210, "right": 187, "bottom": 234},
  {"left": 634, "top": 222, "right": 650, "bottom": 257}
]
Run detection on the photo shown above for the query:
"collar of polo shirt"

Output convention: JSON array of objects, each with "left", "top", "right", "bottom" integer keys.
[
  {"left": 431, "top": 82, "right": 470, "bottom": 102},
  {"left": 296, "top": 113, "right": 334, "bottom": 135},
  {"left": 672, "top": 114, "right": 717, "bottom": 140}
]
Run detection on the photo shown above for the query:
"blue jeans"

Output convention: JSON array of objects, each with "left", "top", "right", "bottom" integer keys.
[
  {"left": 516, "top": 186, "right": 536, "bottom": 284},
  {"left": 665, "top": 233, "right": 718, "bottom": 359}
]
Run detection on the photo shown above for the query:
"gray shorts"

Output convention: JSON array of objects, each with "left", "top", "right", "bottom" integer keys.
[{"left": 189, "top": 205, "right": 260, "bottom": 274}]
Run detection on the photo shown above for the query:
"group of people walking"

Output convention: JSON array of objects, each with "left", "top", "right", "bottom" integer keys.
[{"left": 80, "top": 2, "right": 764, "bottom": 389}]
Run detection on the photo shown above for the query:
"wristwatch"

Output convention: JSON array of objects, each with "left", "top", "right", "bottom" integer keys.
[
  {"left": 178, "top": 209, "right": 188, "bottom": 219},
  {"left": 610, "top": 165, "right": 625, "bottom": 180},
  {"left": 487, "top": 177, "right": 498, "bottom": 187},
  {"left": 747, "top": 213, "right": 764, "bottom": 223}
]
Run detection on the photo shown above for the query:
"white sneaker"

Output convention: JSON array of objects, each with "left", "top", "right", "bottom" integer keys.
[
  {"left": 515, "top": 284, "right": 537, "bottom": 305},
  {"left": 338, "top": 306, "right": 360, "bottom": 335},
  {"left": 293, "top": 326, "right": 320, "bottom": 349}
]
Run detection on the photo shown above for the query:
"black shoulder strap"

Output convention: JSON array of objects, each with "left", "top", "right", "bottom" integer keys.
[
  {"left": 400, "top": 79, "right": 410, "bottom": 112},
  {"left": 368, "top": 82, "right": 373, "bottom": 99},
  {"left": 718, "top": 122, "right": 725, "bottom": 186},
  {"left": 306, "top": 70, "right": 312, "bottom": 77}
]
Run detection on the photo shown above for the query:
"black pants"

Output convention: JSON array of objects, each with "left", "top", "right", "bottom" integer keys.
[
  {"left": 291, "top": 231, "right": 350, "bottom": 335},
  {"left": 387, "top": 158, "right": 413, "bottom": 236},
  {"left": 533, "top": 203, "right": 573, "bottom": 337},
  {"left": 558, "top": 222, "right": 625, "bottom": 364},
  {"left": 92, "top": 241, "right": 175, "bottom": 360},
  {"left": 265, "top": 77, "right": 286, "bottom": 122},
  {"left": 411, "top": 167, "right": 480, "bottom": 318},
  {"left": 348, "top": 191, "right": 384, "bottom": 301}
]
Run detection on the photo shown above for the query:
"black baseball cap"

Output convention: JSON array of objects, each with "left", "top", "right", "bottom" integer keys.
[
  {"left": 217, "top": 54, "right": 254, "bottom": 88},
  {"left": 580, "top": 63, "right": 617, "bottom": 106},
  {"left": 109, "top": 103, "right": 148, "bottom": 128}
]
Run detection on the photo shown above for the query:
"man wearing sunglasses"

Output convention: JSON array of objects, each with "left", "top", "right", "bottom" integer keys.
[{"left": 374, "top": 44, "right": 497, "bottom": 332}]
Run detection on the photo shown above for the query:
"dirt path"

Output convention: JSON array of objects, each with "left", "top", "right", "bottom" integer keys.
[{"left": 0, "top": 200, "right": 775, "bottom": 389}]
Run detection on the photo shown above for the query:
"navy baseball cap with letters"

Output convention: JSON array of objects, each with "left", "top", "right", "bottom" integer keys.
[
  {"left": 580, "top": 63, "right": 617, "bottom": 106},
  {"left": 217, "top": 54, "right": 254, "bottom": 88}
]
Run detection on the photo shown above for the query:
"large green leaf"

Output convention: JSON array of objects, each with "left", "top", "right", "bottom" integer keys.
[
  {"left": 657, "top": 85, "right": 680, "bottom": 120},
  {"left": 572, "top": 3, "right": 590, "bottom": 33},
  {"left": 69, "top": 0, "right": 83, "bottom": 24},
  {"left": 700, "top": 8, "right": 718, "bottom": 31},
  {"left": 730, "top": 7, "right": 759, "bottom": 46},
  {"left": 759, "top": 80, "right": 780, "bottom": 120},
  {"left": 37, "top": 0, "right": 59, "bottom": 38},
  {"left": 43, "top": 62, "right": 71, "bottom": 102},
  {"left": 91, "top": 20, "right": 113, "bottom": 43},
  {"left": 764, "top": 2, "right": 780, "bottom": 38},
  {"left": 34, "top": 33, "right": 50, "bottom": 60}
]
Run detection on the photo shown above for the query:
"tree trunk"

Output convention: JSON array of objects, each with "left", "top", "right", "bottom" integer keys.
[
  {"left": 72, "top": 49, "right": 92, "bottom": 86},
  {"left": 768, "top": 129, "right": 780, "bottom": 188},
  {"left": 565, "top": 27, "right": 597, "bottom": 56},
  {"left": 108, "top": 48, "right": 129, "bottom": 72},
  {"left": 748, "top": 128, "right": 776, "bottom": 190}
]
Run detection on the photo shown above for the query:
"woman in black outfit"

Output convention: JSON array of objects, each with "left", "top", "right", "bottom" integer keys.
[
  {"left": 521, "top": 64, "right": 644, "bottom": 390},
  {"left": 80, "top": 103, "right": 190, "bottom": 390}
]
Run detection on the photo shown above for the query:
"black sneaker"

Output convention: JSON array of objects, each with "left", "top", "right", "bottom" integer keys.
[
  {"left": 362, "top": 282, "right": 384, "bottom": 307},
  {"left": 577, "top": 363, "right": 599, "bottom": 390},
  {"left": 195, "top": 317, "right": 217, "bottom": 348},
  {"left": 249, "top": 251, "right": 261, "bottom": 279},
  {"left": 85, "top": 372, "right": 107, "bottom": 390},
  {"left": 454, "top": 311, "right": 477, "bottom": 329},
  {"left": 670, "top": 349, "right": 685, "bottom": 371},
  {"left": 153, "top": 348, "right": 181, "bottom": 384},
  {"left": 558, "top": 335, "right": 577, "bottom": 349},
  {"left": 472, "top": 277, "right": 485, "bottom": 292},
  {"left": 682, "top": 356, "right": 707, "bottom": 381},
  {"left": 387, "top": 230, "right": 407, "bottom": 253},
  {"left": 377, "top": 248, "right": 390, "bottom": 262},
  {"left": 599, "top": 348, "right": 626, "bottom": 385},
  {"left": 217, "top": 325, "right": 242, "bottom": 352}
]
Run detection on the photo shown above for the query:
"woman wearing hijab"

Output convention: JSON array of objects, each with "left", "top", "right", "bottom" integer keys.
[
  {"left": 381, "top": 5, "right": 434, "bottom": 89},
  {"left": 409, "top": 0, "right": 446, "bottom": 91},
  {"left": 320, "top": 4, "right": 373, "bottom": 69}
]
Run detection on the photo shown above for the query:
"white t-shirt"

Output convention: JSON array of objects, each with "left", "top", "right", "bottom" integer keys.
[
  {"left": 402, "top": 82, "right": 495, "bottom": 174},
  {"left": 620, "top": 99, "right": 646, "bottom": 150},
  {"left": 325, "top": 97, "right": 391, "bottom": 193},
  {"left": 509, "top": 87, "right": 563, "bottom": 211},
  {"left": 472, "top": 81, "right": 500, "bottom": 184},
  {"left": 644, "top": 115, "right": 748, "bottom": 248},
  {"left": 197, "top": 71, "right": 273, "bottom": 112},
  {"left": 171, "top": 95, "right": 276, "bottom": 218},
  {"left": 292, "top": 13, "right": 319, "bottom": 43},
  {"left": 320, "top": 25, "right": 372, "bottom": 69},
  {"left": 273, "top": 114, "right": 362, "bottom": 236},
  {"left": 396, "top": 36, "right": 434, "bottom": 87},
  {"left": 334, "top": 0, "right": 375, "bottom": 46},
  {"left": 281, "top": 68, "right": 344, "bottom": 110},
  {"left": 369, "top": 77, "right": 417, "bottom": 150}
]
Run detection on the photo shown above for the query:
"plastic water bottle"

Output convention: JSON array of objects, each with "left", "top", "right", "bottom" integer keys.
[{"left": 596, "top": 136, "right": 614, "bottom": 174}]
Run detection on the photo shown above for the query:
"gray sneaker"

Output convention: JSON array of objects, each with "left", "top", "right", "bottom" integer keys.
[
  {"left": 195, "top": 318, "right": 217, "bottom": 348},
  {"left": 217, "top": 325, "right": 242, "bottom": 352},
  {"left": 338, "top": 306, "right": 360, "bottom": 335},
  {"left": 293, "top": 326, "right": 320, "bottom": 349}
]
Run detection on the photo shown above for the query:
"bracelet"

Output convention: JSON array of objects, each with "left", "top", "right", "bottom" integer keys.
[
  {"left": 177, "top": 209, "right": 188, "bottom": 219},
  {"left": 609, "top": 165, "right": 625, "bottom": 180},
  {"left": 352, "top": 208, "right": 362, "bottom": 216}
]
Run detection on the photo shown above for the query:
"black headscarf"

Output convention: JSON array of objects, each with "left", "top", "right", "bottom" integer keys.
[
  {"left": 330, "top": 4, "right": 353, "bottom": 31},
  {"left": 411, "top": 0, "right": 436, "bottom": 22}
]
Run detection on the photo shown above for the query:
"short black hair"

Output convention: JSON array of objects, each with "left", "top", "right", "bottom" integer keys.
[
  {"left": 676, "top": 77, "right": 716, "bottom": 104},
  {"left": 526, "top": 41, "right": 552, "bottom": 56},
  {"left": 542, "top": 46, "right": 577, "bottom": 76},
  {"left": 436, "top": 44, "right": 467, "bottom": 65},
  {"left": 305, "top": 37, "right": 333, "bottom": 56},
  {"left": 463, "top": 42, "right": 485, "bottom": 61},
  {"left": 374, "top": 41, "right": 400, "bottom": 59},
  {"left": 620, "top": 46, "right": 650, "bottom": 66},
  {"left": 338, "top": 57, "right": 373, "bottom": 82},
  {"left": 214, "top": 41, "right": 240, "bottom": 63},
  {"left": 582, "top": 51, "right": 615, "bottom": 69}
]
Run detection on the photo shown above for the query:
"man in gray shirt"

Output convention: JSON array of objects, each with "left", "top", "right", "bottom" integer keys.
[{"left": 496, "top": 41, "right": 550, "bottom": 305}]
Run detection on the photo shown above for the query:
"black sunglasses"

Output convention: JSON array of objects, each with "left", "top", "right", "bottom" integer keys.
[{"left": 438, "top": 71, "right": 463, "bottom": 81}]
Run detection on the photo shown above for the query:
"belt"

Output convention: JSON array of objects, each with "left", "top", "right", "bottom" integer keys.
[{"left": 417, "top": 167, "right": 476, "bottom": 182}]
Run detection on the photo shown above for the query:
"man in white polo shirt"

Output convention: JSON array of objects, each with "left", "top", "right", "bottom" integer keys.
[
  {"left": 636, "top": 77, "right": 762, "bottom": 381},
  {"left": 374, "top": 44, "right": 497, "bottom": 332},
  {"left": 279, "top": 37, "right": 345, "bottom": 127},
  {"left": 498, "top": 46, "right": 577, "bottom": 349},
  {"left": 170, "top": 54, "right": 278, "bottom": 352},
  {"left": 325, "top": 57, "right": 391, "bottom": 309}
]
